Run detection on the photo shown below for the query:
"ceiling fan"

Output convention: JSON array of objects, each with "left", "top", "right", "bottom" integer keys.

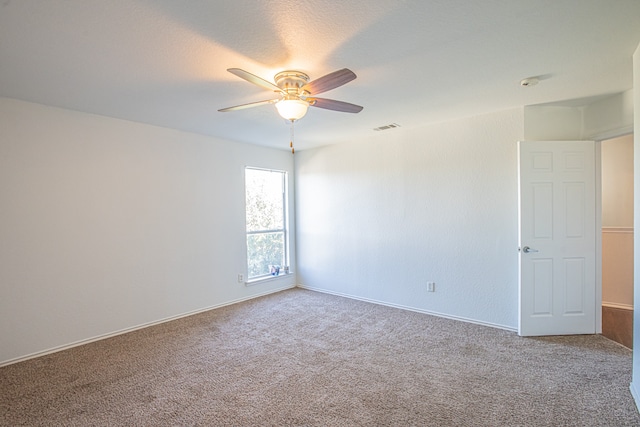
[{"left": 218, "top": 68, "right": 363, "bottom": 122}]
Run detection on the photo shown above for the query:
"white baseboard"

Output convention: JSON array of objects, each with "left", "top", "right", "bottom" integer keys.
[
  {"left": 631, "top": 382, "right": 640, "bottom": 414},
  {"left": 296, "top": 284, "right": 517, "bottom": 333},
  {"left": 0, "top": 284, "right": 296, "bottom": 368}
]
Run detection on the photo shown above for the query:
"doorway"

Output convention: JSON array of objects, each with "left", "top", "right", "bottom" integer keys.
[{"left": 601, "top": 134, "right": 634, "bottom": 348}]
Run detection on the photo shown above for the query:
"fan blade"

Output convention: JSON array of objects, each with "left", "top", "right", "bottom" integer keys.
[
  {"left": 308, "top": 97, "right": 363, "bottom": 113},
  {"left": 227, "top": 68, "right": 285, "bottom": 94},
  {"left": 302, "top": 68, "right": 357, "bottom": 95},
  {"left": 218, "top": 99, "right": 279, "bottom": 112}
]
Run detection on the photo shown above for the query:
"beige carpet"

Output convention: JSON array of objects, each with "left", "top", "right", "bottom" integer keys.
[{"left": 1, "top": 288, "right": 638, "bottom": 426}]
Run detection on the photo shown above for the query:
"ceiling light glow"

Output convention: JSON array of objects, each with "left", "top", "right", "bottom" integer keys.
[{"left": 275, "top": 98, "right": 309, "bottom": 121}]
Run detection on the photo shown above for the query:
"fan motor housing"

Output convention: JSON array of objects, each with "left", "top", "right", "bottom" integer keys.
[{"left": 274, "top": 71, "right": 309, "bottom": 95}]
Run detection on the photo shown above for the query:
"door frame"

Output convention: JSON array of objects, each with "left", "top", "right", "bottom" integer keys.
[
  {"left": 593, "top": 127, "right": 635, "bottom": 334},
  {"left": 595, "top": 140, "right": 602, "bottom": 334}
]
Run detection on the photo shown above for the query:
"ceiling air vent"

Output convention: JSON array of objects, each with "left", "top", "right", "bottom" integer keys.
[{"left": 373, "top": 123, "right": 401, "bottom": 131}]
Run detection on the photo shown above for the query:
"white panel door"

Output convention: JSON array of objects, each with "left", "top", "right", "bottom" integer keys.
[{"left": 518, "top": 141, "right": 596, "bottom": 336}]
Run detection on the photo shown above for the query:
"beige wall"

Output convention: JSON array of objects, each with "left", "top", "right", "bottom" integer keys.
[
  {"left": 602, "top": 134, "right": 634, "bottom": 227},
  {"left": 602, "top": 228, "right": 634, "bottom": 309},
  {"left": 601, "top": 134, "right": 634, "bottom": 309}
]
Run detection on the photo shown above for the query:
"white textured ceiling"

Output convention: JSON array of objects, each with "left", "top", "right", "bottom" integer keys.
[{"left": 1, "top": 0, "right": 639, "bottom": 150}]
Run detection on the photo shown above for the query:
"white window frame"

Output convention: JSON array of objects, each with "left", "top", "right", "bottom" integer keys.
[{"left": 244, "top": 167, "right": 290, "bottom": 282}]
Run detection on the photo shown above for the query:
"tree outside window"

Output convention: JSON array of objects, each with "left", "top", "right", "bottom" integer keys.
[{"left": 245, "top": 168, "right": 288, "bottom": 279}]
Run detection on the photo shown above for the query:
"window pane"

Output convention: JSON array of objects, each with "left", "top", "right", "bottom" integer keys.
[
  {"left": 247, "top": 232, "right": 284, "bottom": 278},
  {"left": 245, "top": 169, "right": 284, "bottom": 232}
]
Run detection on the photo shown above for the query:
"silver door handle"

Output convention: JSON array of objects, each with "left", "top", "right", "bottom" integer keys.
[{"left": 522, "top": 246, "right": 539, "bottom": 253}]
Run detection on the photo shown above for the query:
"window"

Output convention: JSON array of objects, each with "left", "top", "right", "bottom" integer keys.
[{"left": 245, "top": 167, "right": 289, "bottom": 280}]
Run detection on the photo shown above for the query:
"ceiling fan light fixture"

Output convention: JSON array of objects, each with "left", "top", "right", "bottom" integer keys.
[{"left": 275, "top": 98, "right": 309, "bottom": 121}]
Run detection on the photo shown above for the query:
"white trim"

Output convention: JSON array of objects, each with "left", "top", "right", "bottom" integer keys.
[
  {"left": 590, "top": 126, "right": 634, "bottom": 143},
  {"left": 245, "top": 272, "right": 294, "bottom": 286},
  {"left": 602, "top": 302, "right": 634, "bottom": 311},
  {"left": 595, "top": 140, "right": 603, "bottom": 334},
  {"left": 0, "top": 284, "right": 295, "bottom": 368},
  {"left": 602, "top": 226, "right": 634, "bottom": 234},
  {"left": 631, "top": 382, "right": 640, "bottom": 413},
  {"left": 244, "top": 167, "right": 290, "bottom": 283},
  {"left": 297, "top": 284, "right": 517, "bottom": 333}
]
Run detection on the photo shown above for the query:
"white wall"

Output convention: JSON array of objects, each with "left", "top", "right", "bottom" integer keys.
[
  {"left": 524, "top": 105, "right": 583, "bottom": 141},
  {"left": 524, "top": 90, "right": 634, "bottom": 141},
  {"left": 584, "top": 90, "right": 634, "bottom": 139},
  {"left": 631, "top": 41, "right": 640, "bottom": 410},
  {"left": 295, "top": 108, "right": 524, "bottom": 329},
  {"left": 0, "top": 97, "right": 296, "bottom": 365}
]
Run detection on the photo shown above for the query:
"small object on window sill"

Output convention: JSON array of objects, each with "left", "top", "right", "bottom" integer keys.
[{"left": 245, "top": 271, "right": 293, "bottom": 286}]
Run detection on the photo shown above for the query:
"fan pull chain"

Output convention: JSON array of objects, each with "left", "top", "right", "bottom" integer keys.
[{"left": 289, "top": 120, "right": 295, "bottom": 154}]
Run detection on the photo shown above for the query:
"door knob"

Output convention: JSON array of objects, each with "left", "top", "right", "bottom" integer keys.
[{"left": 522, "top": 246, "right": 539, "bottom": 253}]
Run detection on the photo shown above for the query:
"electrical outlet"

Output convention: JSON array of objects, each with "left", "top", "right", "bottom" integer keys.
[
  {"left": 427, "top": 282, "right": 435, "bottom": 292},
  {"left": 238, "top": 274, "right": 244, "bottom": 283}
]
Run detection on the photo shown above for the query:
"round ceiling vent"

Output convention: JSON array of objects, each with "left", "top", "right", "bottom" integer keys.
[{"left": 520, "top": 77, "right": 539, "bottom": 87}]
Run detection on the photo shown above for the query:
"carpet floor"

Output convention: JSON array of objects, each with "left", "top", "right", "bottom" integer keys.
[{"left": 1, "top": 288, "right": 638, "bottom": 426}]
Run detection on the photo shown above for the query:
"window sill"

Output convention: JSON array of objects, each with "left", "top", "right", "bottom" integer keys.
[{"left": 245, "top": 272, "right": 294, "bottom": 287}]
